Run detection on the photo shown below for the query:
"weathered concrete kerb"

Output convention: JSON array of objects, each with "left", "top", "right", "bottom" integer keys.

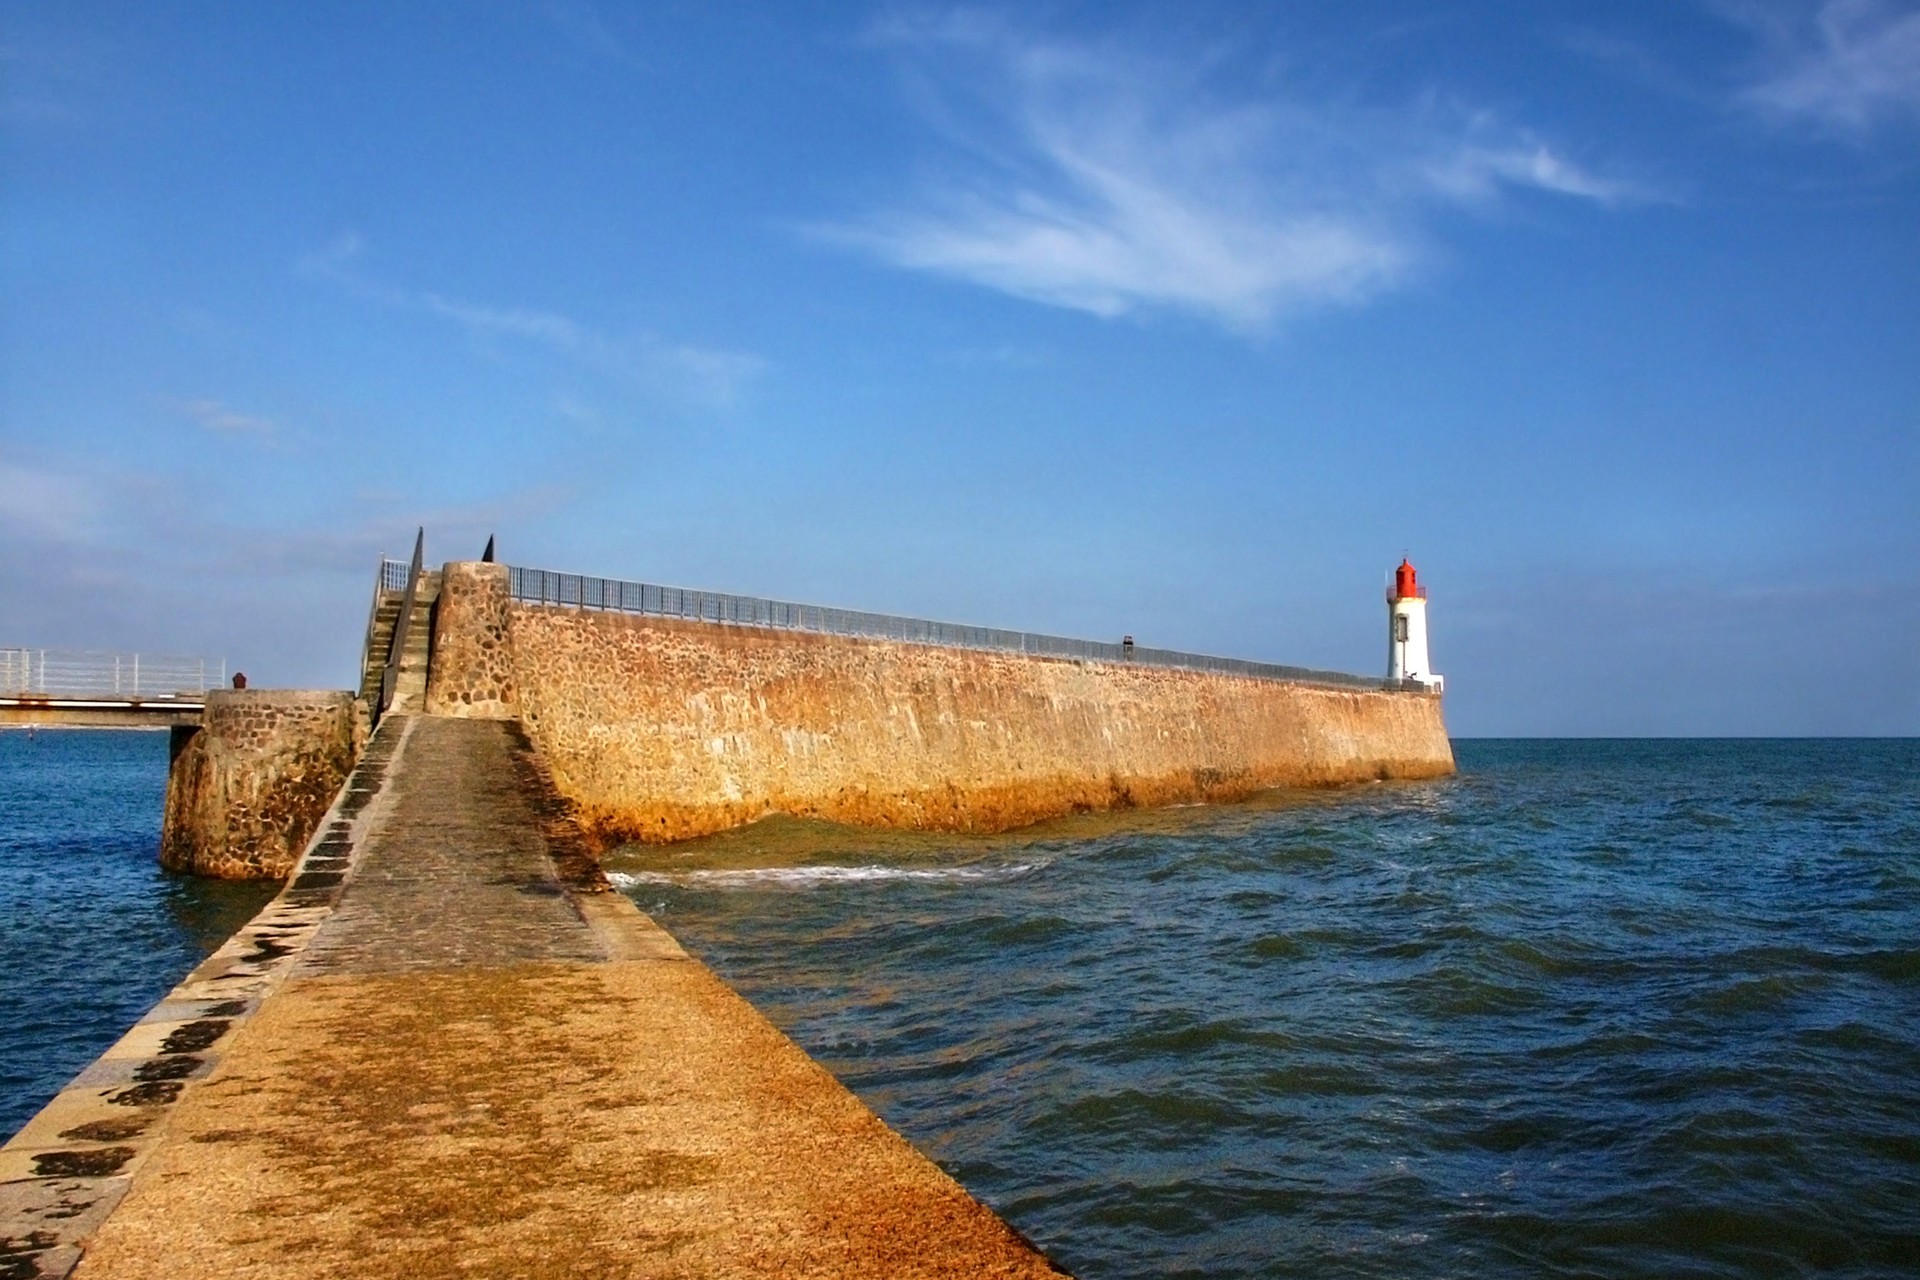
[{"left": 3, "top": 714, "right": 1069, "bottom": 1279}]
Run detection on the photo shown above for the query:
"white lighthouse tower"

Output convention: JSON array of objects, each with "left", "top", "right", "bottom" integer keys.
[{"left": 1387, "top": 558, "right": 1443, "bottom": 691}]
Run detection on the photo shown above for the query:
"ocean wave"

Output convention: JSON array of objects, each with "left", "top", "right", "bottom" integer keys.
[{"left": 608, "top": 860, "right": 1045, "bottom": 889}]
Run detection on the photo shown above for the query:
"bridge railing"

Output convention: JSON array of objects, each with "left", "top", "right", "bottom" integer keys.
[
  {"left": 506, "top": 566, "right": 1406, "bottom": 692},
  {"left": 0, "top": 649, "right": 225, "bottom": 700}
]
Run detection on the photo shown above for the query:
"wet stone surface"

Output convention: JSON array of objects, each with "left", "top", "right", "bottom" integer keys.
[
  {"left": 157, "top": 1021, "right": 229, "bottom": 1056},
  {"left": 12, "top": 709, "right": 1069, "bottom": 1279},
  {"left": 296, "top": 717, "right": 606, "bottom": 977},
  {"left": 104, "top": 1082, "right": 180, "bottom": 1109},
  {"left": 130, "top": 1058, "right": 199, "bottom": 1085},
  {"left": 0, "top": 717, "right": 403, "bottom": 1279},
  {"left": 28, "top": 1151, "right": 133, "bottom": 1180},
  {"left": 53, "top": 1121, "right": 146, "bottom": 1146},
  {"left": 1, "top": 1231, "right": 60, "bottom": 1280}
]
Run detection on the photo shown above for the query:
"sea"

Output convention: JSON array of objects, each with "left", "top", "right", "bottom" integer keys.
[
  {"left": 4, "top": 732, "right": 1916, "bottom": 1278},
  {"left": 0, "top": 730, "right": 276, "bottom": 1139}
]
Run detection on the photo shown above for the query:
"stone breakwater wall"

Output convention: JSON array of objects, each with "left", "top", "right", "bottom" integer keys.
[
  {"left": 424, "top": 560, "right": 518, "bottom": 718},
  {"left": 428, "top": 562, "right": 1454, "bottom": 845},
  {"left": 161, "top": 689, "right": 362, "bottom": 879}
]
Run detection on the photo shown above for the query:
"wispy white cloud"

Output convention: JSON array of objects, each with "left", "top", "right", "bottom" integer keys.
[
  {"left": 224, "top": 485, "right": 575, "bottom": 577},
  {"left": 0, "top": 39, "right": 89, "bottom": 128},
  {"left": 553, "top": 395, "right": 605, "bottom": 429},
  {"left": 1419, "top": 136, "right": 1655, "bottom": 206},
  {"left": 1558, "top": 26, "right": 1712, "bottom": 104},
  {"left": 3, "top": 443, "right": 568, "bottom": 573},
  {"left": 820, "top": 12, "right": 1653, "bottom": 332},
  {"left": 0, "top": 460, "right": 107, "bottom": 543},
  {"left": 167, "top": 396, "right": 279, "bottom": 438},
  {"left": 1725, "top": 0, "right": 1920, "bottom": 133},
  {"left": 540, "top": 0, "right": 644, "bottom": 67},
  {"left": 0, "top": 448, "right": 575, "bottom": 679},
  {"left": 939, "top": 342, "right": 1053, "bottom": 368},
  {"left": 299, "top": 233, "right": 766, "bottom": 411}
]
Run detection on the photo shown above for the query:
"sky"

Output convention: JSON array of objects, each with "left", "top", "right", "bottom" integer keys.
[{"left": 3, "top": 0, "right": 1916, "bottom": 736}]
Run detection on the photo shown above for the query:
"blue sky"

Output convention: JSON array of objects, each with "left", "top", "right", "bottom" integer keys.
[{"left": 3, "top": 1, "right": 1916, "bottom": 735}]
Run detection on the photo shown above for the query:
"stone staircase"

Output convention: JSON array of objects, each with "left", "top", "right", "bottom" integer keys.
[
  {"left": 359, "top": 569, "right": 442, "bottom": 714},
  {"left": 358, "top": 596, "right": 403, "bottom": 703}
]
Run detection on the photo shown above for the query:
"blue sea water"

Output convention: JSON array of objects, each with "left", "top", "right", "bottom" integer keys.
[
  {"left": 0, "top": 729, "right": 275, "bottom": 1139},
  {"left": 2, "top": 734, "right": 1916, "bottom": 1278},
  {"left": 607, "top": 739, "right": 1920, "bottom": 1280}
]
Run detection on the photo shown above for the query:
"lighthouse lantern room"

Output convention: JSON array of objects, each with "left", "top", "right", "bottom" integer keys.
[{"left": 1387, "top": 559, "right": 1443, "bottom": 691}]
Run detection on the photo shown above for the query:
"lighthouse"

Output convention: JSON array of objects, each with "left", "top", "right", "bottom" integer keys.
[{"left": 1387, "top": 559, "right": 1443, "bottom": 691}]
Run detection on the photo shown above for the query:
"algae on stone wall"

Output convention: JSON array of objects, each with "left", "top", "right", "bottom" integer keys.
[{"left": 492, "top": 598, "right": 1454, "bottom": 845}]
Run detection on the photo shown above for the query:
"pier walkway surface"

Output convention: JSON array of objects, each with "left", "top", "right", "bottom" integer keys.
[{"left": 3, "top": 716, "right": 1064, "bottom": 1279}]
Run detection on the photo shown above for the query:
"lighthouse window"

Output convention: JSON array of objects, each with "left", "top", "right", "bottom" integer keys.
[{"left": 1394, "top": 616, "right": 1409, "bottom": 642}]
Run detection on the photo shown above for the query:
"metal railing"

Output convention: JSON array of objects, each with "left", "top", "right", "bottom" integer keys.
[
  {"left": 358, "top": 557, "right": 414, "bottom": 701},
  {"left": 506, "top": 566, "right": 1406, "bottom": 692},
  {"left": 378, "top": 529, "right": 425, "bottom": 718},
  {"left": 0, "top": 649, "right": 225, "bottom": 700}
]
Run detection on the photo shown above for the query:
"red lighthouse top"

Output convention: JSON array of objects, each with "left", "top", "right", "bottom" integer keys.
[{"left": 1390, "top": 558, "right": 1426, "bottom": 602}]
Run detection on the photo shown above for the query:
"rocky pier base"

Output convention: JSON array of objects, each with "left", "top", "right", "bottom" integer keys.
[{"left": 160, "top": 689, "right": 363, "bottom": 880}]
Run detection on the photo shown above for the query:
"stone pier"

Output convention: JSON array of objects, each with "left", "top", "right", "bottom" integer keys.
[
  {"left": 422, "top": 560, "right": 1453, "bottom": 848},
  {"left": 2, "top": 714, "right": 1066, "bottom": 1279},
  {"left": 160, "top": 689, "right": 363, "bottom": 879}
]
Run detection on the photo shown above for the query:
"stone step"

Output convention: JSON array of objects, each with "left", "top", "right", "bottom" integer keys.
[
  {"left": 360, "top": 582, "right": 436, "bottom": 707},
  {"left": 361, "top": 568, "right": 445, "bottom": 714}
]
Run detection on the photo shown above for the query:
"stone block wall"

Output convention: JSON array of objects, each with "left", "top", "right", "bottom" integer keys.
[
  {"left": 465, "top": 594, "right": 1454, "bottom": 845},
  {"left": 424, "top": 561, "right": 518, "bottom": 719},
  {"left": 161, "top": 690, "right": 361, "bottom": 879}
]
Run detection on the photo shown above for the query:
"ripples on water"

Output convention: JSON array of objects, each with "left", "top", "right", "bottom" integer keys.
[
  {"left": 0, "top": 730, "right": 275, "bottom": 1139},
  {"left": 609, "top": 740, "right": 1920, "bottom": 1279},
  {"left": 2, "top": 735, "right": 1913, "bottom": 1277}
]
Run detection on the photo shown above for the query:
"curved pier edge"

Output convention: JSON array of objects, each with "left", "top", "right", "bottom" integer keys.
[
  {"left": 0, "top": 715, "right": 412, "bottom": 1279},
  {"left": 2, "top": 715, "right": 1073, "bottom": 1278}
]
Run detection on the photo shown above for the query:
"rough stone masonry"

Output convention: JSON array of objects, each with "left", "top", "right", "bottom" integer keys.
[
  {"left": 425, "top": 561, "right": 1455, "bottom": 846},
  {"left": 160, "top": 689, "right": 362, "bottom": 879}
]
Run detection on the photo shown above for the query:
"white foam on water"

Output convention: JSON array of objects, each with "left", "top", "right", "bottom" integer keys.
[{"left": 609, "top": 860, "right": 1043, "bottom": 889}]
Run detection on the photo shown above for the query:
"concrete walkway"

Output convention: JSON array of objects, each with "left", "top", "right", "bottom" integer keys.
[
  {"left": 43, "top": 716, "right": 1065, "bottom": 1279},
  {"left": 293, "top": 718, "right": 607, "bottom": 976}
]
